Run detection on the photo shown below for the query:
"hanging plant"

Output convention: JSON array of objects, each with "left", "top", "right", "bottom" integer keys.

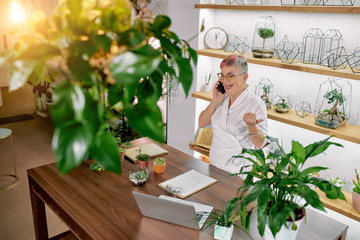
[{"left": 0, "top": 0, "right": 197, "bottom": 174}]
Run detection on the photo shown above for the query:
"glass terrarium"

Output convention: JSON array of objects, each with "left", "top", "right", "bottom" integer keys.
[
  {"left": 302, "top": 28, "right": 323, "bottom": 64},
  {"left": 314, "top": 78, "right": 352, "bottom": 129},
  {"left": 319, "top": 46, "right": 351, "bottom": 70},
  {"left": 319, "top": 29, "right": 343, "bottom": 64},
  {"left": 252, "top": 16, "right": 275, "bottom": 58},
  {"left": 295, "top": 101, "right": 312, "bottom": 118},
  {"left": 346, "top": 47, "right": 360, "bottom": 74},
  {"left": 273, "top": 95, "right": 292, "bottom": 113},
  {"left": 255, "top": 78, "right": 273, "bottom": 110},
  {"left": 276, "top": 35, "right": 304, "bottom": 64},
  {"left": 323, "top": 0, "right": 356, "bottom": 5},
  {"left": 224, "top": 35, "right": 250, "bottom": 54}
]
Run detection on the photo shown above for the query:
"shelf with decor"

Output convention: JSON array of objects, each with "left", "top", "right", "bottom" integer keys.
[
  {"left": 192, "top": 91, "right": 360, "bottom": 144},
  {"left": 196, "top": 49, "right": 360, "bottom": 81},
  {"left": 194, "top": 4, "right": 360, "bottom": 14}
]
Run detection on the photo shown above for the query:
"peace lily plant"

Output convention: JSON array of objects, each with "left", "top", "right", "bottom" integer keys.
[
  {"left": 232, "top": 136, "right": 346, "bottom": 239},
  {"left": 0, "top": 0, "right": 196, "bottom": 174}
]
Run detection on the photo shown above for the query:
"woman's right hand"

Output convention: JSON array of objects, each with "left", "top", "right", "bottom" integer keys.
[{"left": 212, "top": 80, "right": 226, "bottom": 104}]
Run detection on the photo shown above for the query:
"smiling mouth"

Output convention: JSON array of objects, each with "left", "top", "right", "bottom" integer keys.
[{"left": 224, "top": 84, "right": 233, "bottom": 90}]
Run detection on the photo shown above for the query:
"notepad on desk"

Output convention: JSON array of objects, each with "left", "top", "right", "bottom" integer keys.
[
  {"left": 125, "top": 143, "right": 168, "bottom": 162},
  {"left": 159, "top": 169, "right": 218, "bottom": 199}
]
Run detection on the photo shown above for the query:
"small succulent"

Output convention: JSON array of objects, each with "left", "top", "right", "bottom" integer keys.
[{"left": 135, "top": 148, "right": 151, "bottom": 162}]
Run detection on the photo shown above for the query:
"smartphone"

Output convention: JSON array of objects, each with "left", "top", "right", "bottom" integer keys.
[{"left": 216, "top": 81, "right": 226, "bottom": 94}]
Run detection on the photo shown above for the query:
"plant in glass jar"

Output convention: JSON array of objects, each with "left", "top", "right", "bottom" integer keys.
[
  {"left": 273, "top": 95, "right": 292, "bottom": 113},
  {"left": 232, "top": 136, "right": 346, "bottom": 240},
  {"left": 252, "top": 16, "right": 275, "bottom": 58}
]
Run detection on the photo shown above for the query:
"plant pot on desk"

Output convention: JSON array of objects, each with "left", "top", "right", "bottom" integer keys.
[
  {"left": 153, "top": 162, "right": 166, "bottom": 174},
  {"left": 214, "top": 224, "right": 234, "bottom": 240},
  {"left": 352, "top": 190, "right": 360, "bottom": 212}
]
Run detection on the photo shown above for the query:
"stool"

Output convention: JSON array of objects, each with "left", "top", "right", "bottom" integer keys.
[{"left": 0, "top": 128, "right": 18, "bottom": 190}]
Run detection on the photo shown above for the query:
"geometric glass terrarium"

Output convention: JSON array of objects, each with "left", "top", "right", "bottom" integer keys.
[
  {"left": 255, "top": 77, "right": 273, "bottom": 110},
  {"left": 319, "top": 29, "right": 343, "bottom": 64},
  {"left": 295, "top": 101, "right": 312, "bottom": 118},
  {"left": 346, "top": 47, "right": 360, "bottom": 74},
  {"left": 252, "top": 16, "right": 275, "bottom": 58},
  {"left": 302, "top": 28, "right": 323, "bottom": 64},
  {"left": 314, "top": 77, "right": 352, "bottom": 129},
  {"left": 319, "top": 46, "right": 351, "bottom": 70},
  {"left": 224, "top": 34, "right": 250, "bottom": 54},
  {"left": 273, "top": 94, "right": 292, "bottom": 113},
  {"left": 323, "top": 0, "right": 357, "bottom": 5},
  {"left": 276, "top": 35, "right": 304, "bottom": 64}
]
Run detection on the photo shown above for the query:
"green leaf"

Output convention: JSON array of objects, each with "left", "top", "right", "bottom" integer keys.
[
  {"left": 125, "top": 100, "right": 164, "bottom": 142},
  {"left": 17, "top": 43, "right": 60, "bottom": 60},
  {"left": 9, "top": 59, "right": 38, "bottom": 91},
  {"left": 257, "top": 189, "right": 271, "bottom": 236},
  {"left": 188, "top": 48, "right": 198, "bottom": 65},
  {"left": 300, "top": 166, "right": 328, "bottom": 176},
  {"left": 69, "top": 40, "right": 97, "bottom": 58},
  {"left": 153, "top": 15, "right": 171, "bottom": 31},
  {"left": 0, "top": 49, "right": 16, "bottom": 67},
  {"left": 89, "top": 131, "right": 121, "bottom": 174},
  {"left": 67, "top": 56, "right": 96, "bottom": 85},
  {"left": 304, "top": 136, "right": 343, "bottom": 160},
  {"left": 117, "top": 29, "right": 146, "bottom": 48},
  {"left": 95, "top": 34, "right": 112, "bottom": 52},
  {"left": 175, "top": 57, "right": 193, "bottom": 96},
  {"left": 111, "top": 51, "right": 162, "bottom": 85},
  {"left": 108, "top": 84, "right": 124, "bottom": 106},
  {"left": 67, "top": 0, "right": 82, "bottom": 15},
  {"left": 27, "top": 61, "right": 46, "bottom": 86},
  {"left": 291, "top": 140, "right": 305, "bottom": 165},
  {"left": 268, "top": 205, "right": 287, "bottom": 237},
  {"left": 52, "top": 121, "right": 92, "bottom": 174}
]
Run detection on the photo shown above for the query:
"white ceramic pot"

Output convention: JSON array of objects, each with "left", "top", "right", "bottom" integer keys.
[
  {"left": 214, "top": 224, "right": 234, "bottom": 240},
  {"left": 352, "top": 189, "right": 360, "bottom": 212},
  {"left": 201, "top": 84, "right": 211, "bottom": 93},
  {"left": 263, "top": 215, "right": 304, "bottom": 240}
]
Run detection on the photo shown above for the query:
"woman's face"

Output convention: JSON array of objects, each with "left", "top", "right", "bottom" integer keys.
[{"left": 220, "top": 65, "right": 248, "bottom": 97}]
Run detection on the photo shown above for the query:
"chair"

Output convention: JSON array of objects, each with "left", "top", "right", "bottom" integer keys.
[
  {"left": 0, "top": 128, "right": 18, "bottom": 190},
  {"left": 189, "top": 128, "right": 213, "bottom": 157}
]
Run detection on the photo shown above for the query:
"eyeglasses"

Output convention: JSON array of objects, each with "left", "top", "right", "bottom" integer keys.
[{"left": 217, "top": 72, "right": 245, "bottom": 80}]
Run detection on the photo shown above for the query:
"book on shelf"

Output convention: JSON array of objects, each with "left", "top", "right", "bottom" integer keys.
[
  {"left": 158, "top": 169, "right": 218, "bottom": 199},
  {"left": 125, "top": 143, "right": 168, "bottom": 162}
]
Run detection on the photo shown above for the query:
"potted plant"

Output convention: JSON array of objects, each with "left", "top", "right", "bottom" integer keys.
[
  {"left": 1, "top": 0, "right": 196, "bottom": 175},
  {"left": 352, "top": 169, "right": 360, "bottom": 212},
  {"left": 129, "top": 167, "right": 149, "bottom": 185},
  {"left": 232, "top": 136, "right": 346, "bottom": 240},
  {"left": 260, "top": 84, "right": 272, "bottom": 110},
  {"left": 135, "top": 148, "right": 151, "bottom": 169},
  {"left": 202, "top": 198, "right": 252, "bottom": 240},
  {"left": 201, "top": 73, "right": 212, "bottom": 93},
  {"left": 153, "top": 157, "right": 166, "bottom": 174}
]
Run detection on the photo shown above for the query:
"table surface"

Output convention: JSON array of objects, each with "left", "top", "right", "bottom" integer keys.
[{"left": 27, "top": 137, "right": 348, "bottom": 240}]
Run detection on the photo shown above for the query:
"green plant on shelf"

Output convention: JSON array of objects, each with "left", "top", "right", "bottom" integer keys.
[
  {"left": 204, "top": 73, "right": 211, "bottom": 85},
  {"left": 257, "top": 27, "right": 275, "bottom": 51},
  {"left": 353, "top": 169, "right": 360, "bottom": 194},
  {"left": 260, "top": 84, "right": 272, "bottom": 104}
]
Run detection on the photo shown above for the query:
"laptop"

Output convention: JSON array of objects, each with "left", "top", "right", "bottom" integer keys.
[{"left": 132, "top": 191, "right": 213, "bottom": 230}]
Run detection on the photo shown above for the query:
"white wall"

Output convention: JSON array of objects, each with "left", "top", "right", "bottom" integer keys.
[{"left": 166, "top": 0, "right": 200, "bottom": 154}]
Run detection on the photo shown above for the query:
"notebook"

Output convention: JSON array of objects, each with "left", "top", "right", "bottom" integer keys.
[
  {"left": 132, "top": 191, "right": 213, "bottom": 230},
  {"left": 125, "top": 143, "right": 168, "bottom": 162}
]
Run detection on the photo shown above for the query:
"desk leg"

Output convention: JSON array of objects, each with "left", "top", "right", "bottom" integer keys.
[{"left": 28, "top": 176, "right": 48, "bottom": 240}]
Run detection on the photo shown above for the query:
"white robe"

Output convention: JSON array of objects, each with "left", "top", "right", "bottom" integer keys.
[{"left": 209, "top": 88, "right": 268, "bottom": 174}]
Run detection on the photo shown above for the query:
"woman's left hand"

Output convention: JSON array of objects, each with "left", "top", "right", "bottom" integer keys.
[{"left": 243, "top": 112, "right": 263, "bottom": 127}]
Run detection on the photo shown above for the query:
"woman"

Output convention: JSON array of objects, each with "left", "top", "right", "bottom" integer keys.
[{"left": 199, "top": 54, "right": 268, "bottom": 174}]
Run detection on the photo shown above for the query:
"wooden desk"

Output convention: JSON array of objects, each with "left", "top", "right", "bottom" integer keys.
[{"left": 27, "top": 138, "right": 348, "bottom": 240}]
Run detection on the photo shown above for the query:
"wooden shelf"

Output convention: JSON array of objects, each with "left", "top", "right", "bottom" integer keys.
[
  {"left": 315, "top": 189, "right": 360, "bottom": 222},
  {"left": 196, "top": 49, "right": 360, "bottom": 81},
  {"left": 192, "top": 91, "right": 360, "bottom": 144},
  {"left": 195, "top": 4, "right": 360, "bottom": 14}
]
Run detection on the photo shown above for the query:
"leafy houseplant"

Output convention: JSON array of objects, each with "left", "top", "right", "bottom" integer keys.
[
  {"left": 135, "top": 148, "right": 151, "bottom": 169},
  {"left": 252, "top": 20, "right": 275, "bottom": 59},
  {"left": 201, "top": 73, "right": 211, "bottom": 93},
  {"left": 352, "top": 169, "right": 360, "bottom": 212},
  {"left": 153, "top": 157, "right": 166, "bottom": 174},
  {"left": 203, "top": 198, "right": 251, "bottom": 240},
  {"left": 233, "top": 136, "right": 346, "bottom": 239},
  {"left": 0, "top": 0, "right": 196, "bottom": 175},
  {"left": 258, "top": 28, "right": 275, "bottom": 51}
]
